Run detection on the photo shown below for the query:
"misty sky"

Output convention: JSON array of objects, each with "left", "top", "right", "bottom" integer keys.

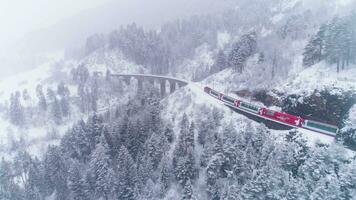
[{"left": 0, "top": 0, "right": 111, "bottom": 47}]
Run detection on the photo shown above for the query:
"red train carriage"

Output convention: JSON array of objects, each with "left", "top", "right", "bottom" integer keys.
[{"left": 260, "top": 108, "right": 304, "bottom": 127}]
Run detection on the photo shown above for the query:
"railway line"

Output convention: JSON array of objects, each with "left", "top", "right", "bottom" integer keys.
[{"left": 109, "top": 73, "right": 338, "bottom": 138}]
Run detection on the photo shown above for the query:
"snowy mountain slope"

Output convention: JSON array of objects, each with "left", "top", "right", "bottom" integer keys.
[
  {"left": 276, "top": 62, "right": 356, "bottom": 97},
  {"left": 173, "top": 45, "right": 215, "bottom": 81},
  {"left": 80, "top": 48, "right": 147, "bottom": 74},
  {"left": 0, "top": 48, "right": 148, "bottom": 159},
  {"left": 0, "top": 54, "right": 64, "bottom": 103},
  {"left": 343, "top": 104, "right": 356, "bottom": 132}
]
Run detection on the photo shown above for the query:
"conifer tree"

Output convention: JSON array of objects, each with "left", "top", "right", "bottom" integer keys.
[
  {"left": 117, "top": 146, "right": 137, "bottom": 200},
  {"left": 89, "top": 136, "right": 116, "bottom": 200},
  {"left": 68, "top": 162, "right": 89, "bottom": 200}
]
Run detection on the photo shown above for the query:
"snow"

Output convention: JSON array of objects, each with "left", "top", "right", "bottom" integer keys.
[
  {"left": 271, "top": 13, "right": 284, "bottom": 24},
  {"left": 0, "top": 47, "right": 148, "bottom": 159},
  {"left": 276, "top": 62, "right": 356, "bottom": 97},
  {"left": 175, "top": 44, "right": 214, "bottom": 81},
  {"left": 261, "top": 26, "right": 272, "bottom": 37},
  {"left": 81, "top": 48, "right": 147, "bottom": 74},
  {"left": 202, "top": 55, "right": 275, "bottom": 93},
  {"left": 343, "top": 104, "right": 356, "bottom": 132},
  {"left": 0, "top": 60, "right": 54, "bottom": 103},
  {"left": 217, "top": 32, "right": 231, "bottom": 49}
]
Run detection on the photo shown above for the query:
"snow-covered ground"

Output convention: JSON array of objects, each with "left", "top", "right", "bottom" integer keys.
[
  {"left": 0, "top": 49, "right": 146, "bottom": 159},
  {"left": 276, "top": 62, "right": 356, "bottom": 97},
  {"left": 81, "top": 48, "right": 147, "bottom": 74},
  {"left": 343, "top": 104, "right": 356, "bottom": 132},
  {"left": 174, "top": 44, "right": 214, "bottom": 81}
]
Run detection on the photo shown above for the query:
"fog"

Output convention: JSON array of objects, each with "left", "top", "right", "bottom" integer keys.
[
  {"left": 0, "top": 0, "right": 234, "bottom": 77},
  {"left": 0, "top": 0, "right": 111, "bottom": 48}
]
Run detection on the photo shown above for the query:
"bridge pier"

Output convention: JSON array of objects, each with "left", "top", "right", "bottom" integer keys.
[
  {"left": 124, "top": 76, "right": 131, "bottom": 85},
  {"left": 137, "top": 77, "right": 143, "bottom": 91},
  {"left": 109, "top": 74, "right": 189, "bottom": 97},
  {"left": 160, "top": 79, "right": 166, "bottom": 97},
  {"left": 149, "top": 78, "right": 155, "bottom": 86},
  {"left": 169, "top": 80, "right": 176, "bottom": 94},
  {"left": 178, "top": 82, "right": 186, "bottom": 88}
]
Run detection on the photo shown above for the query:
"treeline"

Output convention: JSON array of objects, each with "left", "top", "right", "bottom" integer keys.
[
  {"left": 7, "top": 64, "right": 106, "bottom": 130},
  {"left": 83, "top": 7, "right": 266, "bottom": 78},
  {"left": 85, "top": 17, "right": 219, "bottom": 75},
  {"left": 7, "top": 82, "right": 71, "bottom": 128},
  {"left": 2, "top": 88, "right": 356, "bottom": 199},
  {"left": 303, "top": 12, "right": 356, "bottom": 72}
]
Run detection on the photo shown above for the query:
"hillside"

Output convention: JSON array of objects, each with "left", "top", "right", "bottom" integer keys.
[{"left": 1, "top": 0, "right": 356, "bottom": 199}]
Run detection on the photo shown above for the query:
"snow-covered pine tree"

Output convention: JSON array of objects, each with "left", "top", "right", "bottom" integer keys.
[
  {"left": 117, "top": 146, "right": 137, "bottom": 200},
  {"left": 136, "top": 152, "right": 154, "bottom": 190},
  {"left": 0, "top": 158, "right": 23, "bottom": 199},
  {"left": 9, "top": 91, "right": 25, "bottom": 127},
  {"left": 68, "top": 161, "right": 89, "bottom": 200},
  {"left": 51, "top": 96, "right": 62, "bottom": 125},
  {"left": 158, "top": 154, "right": 172, "bottom": 198},
  {"left": 57, "top": 82, "right": 71, "bottom": 118},
  {"left": 182, "top": 179, "right": 197, "bottom": 200},
  {"left": 36, "top": 84, "right": 47, "bottom": 112},
  {"left": 211, "top": 50, "right": 227, "bottom": 74},
  {"left": 43, "top": 146, "right": 69, "bottom": 200},
  {"left": 228, "top": 32, "right": 257, "bottom": 73},
  {"left": 89, "top": 136, "right": 116, "bottom": 200}
]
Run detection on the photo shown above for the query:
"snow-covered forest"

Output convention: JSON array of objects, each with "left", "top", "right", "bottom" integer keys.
[{"left": 1, "top": 0, "right": 356, "bottom": 199}]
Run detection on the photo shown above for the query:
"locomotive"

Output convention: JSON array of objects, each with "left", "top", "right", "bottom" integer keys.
[{"left": 204, "top": 87, "right": 339, "bottom": 137}]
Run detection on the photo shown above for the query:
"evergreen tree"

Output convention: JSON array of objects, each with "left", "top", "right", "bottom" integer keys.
[
  {"left": 43, "top": 146, "right": 69, "bottom": 200},
  {"left": 9, "top": 91, "right": 25, "bottom": 126},
  {"left": 89, "top": 136, "right": 116, "bottom": 200},
  {"left": 0, "top": 158, "right": 23, "bottom": 200},
  {"left": 158, "top": 154, "right": 172, "bottom": 198},
  {"left": 26, "top": 158, "right": 45, "bottom": 200},
  {"left": 182, "top": 179, "right": 197, "bottom": 200},
  {"left": 228, "top": 32, "right": 257, "bottom": 73},
  {"left": 36, "top": 84, "right": 47, "bottom": 112},
  {"left": 117, "top": 146, "right": 137, "bottom": 200},
  {"left": 136, "top": 153, "right": 154, "bottom": 190},
  {"left": 57, "top": 82, "right": 71, "bottom": 118},
  {"left": 51, "top": 96, "right": 62, "bottom": 125},
  {"left": 68, "top": 161, "right": 89, "bottom": 200},
  {"left": 211, "top": 50, "right": 227, "bottom": 73}
]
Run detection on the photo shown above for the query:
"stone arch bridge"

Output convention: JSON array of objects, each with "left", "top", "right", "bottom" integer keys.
[{"left": 109, "top": 73, "right": 189, "bottom": 96}]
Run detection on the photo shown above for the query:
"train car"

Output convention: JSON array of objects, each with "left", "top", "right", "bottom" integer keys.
[
  {"left": 260, "top": 108, "right": 303, "bottom": 127},
  {"left": 221, "top": 94, "right": 236, "bottom": 106},
  {"left": 301, "top": 120, "right": 338, "bottom": 136},
  {"left": 204, "top": 86, "right": 338, "bottom": 137},
  {"left": 204, "top": 87, "right": 220, "bottom": 99},
  {"left": 239, "top": 101, "right": 261, "bottom": 114}
]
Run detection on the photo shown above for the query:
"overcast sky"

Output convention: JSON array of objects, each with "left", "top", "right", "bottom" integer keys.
[{"left": 0, "top": 0, "right": 111, "bottom": 47}]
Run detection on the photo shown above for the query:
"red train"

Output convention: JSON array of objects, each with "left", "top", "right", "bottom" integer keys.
[{"left": 204, "top": 87, "right": 338, "bottom": 137}]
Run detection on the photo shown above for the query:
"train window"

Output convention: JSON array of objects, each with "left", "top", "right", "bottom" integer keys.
[
  {"left": 241, "top": 102, "right": 259, "bottom": 111},
  {"left": 306, "top": 121, "right": 338, "bottom": 134},
  {"left": 211, "top": 90, "right": 219, "bottom": 96},
  {"left": 266, "top": 110, "right": 275, "bottom": 116},
  {"left": 222, "top": 95, "right": 235, "bottom": 104}
]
